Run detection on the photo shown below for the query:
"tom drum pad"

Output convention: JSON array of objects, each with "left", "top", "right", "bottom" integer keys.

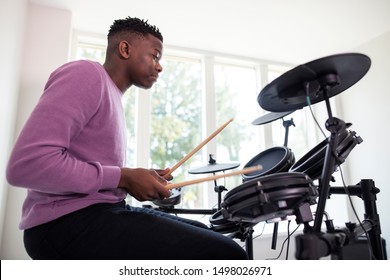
[
  {"left": 242, "top": 146, "right": 295, "bottom": 182},
  {"left": 290, "top": 128, "right": 362, "bottom": 181}
]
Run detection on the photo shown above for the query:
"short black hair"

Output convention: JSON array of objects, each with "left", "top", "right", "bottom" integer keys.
[{"left": 108, "top": 16, "right": 163, "bottom": 42}]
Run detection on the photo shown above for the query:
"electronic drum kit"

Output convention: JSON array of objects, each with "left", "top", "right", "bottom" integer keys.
[{"left": 151, "top": 53, "right": 386, "bottom": 260}]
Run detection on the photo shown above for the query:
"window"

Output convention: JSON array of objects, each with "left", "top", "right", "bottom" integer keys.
[
  {"left": 214, "top": 60, "right": 261, "bottom": 190},
  {"left": 150, "top": 56, "right": 204, "bottom": 209}
]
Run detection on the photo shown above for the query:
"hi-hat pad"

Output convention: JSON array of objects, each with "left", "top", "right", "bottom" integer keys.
[{"left": 188, "top": 162, "right": 240, "bottom": 174}]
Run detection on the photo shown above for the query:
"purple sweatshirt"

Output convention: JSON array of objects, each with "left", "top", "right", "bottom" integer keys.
[{"left": 6, "top": 60, "right": 127, "bottom": 230}]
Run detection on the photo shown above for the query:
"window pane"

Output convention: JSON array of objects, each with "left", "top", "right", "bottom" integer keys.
[
  {"left": 214, "top": 63, "right": 260, "bottom": 190},
  {"left": 268, "top": 69, "right": 311, "bottom": 160},
  {"left": 122, "top": 89, "right": 136, "bottom": 166},
  {"left": 150, "top": 57, "right": 204, "bottom": 208},
  {"left": 75, "top": 43, "right": 105, "bottom": 63}
]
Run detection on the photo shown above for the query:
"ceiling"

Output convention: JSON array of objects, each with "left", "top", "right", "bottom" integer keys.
[{"left": 30, "top": 0, "right": 390, "bottom": 65}]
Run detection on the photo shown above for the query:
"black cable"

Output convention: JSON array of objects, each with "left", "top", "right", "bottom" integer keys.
[
  {"left": 306, "top": 95, "right": 328, "bottom": 140},
  {"left": 266, "top": 222, "right": 300, "bottom": 260},
  {"left": 252, "top": 222, "right": 266, "bottom": 240},
  {"left": 285, "top": 220, "right": 291, "bottom": 260}
]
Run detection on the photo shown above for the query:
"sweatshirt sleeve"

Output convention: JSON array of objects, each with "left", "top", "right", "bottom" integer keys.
[{"left": 6, "top": 61, "right": 121, "bottom": 195}]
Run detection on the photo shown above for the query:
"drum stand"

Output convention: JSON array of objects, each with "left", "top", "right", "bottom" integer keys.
[
  {"left": 295, "top": 76, "right": 386, "bottom": 259},
  {"left": 229, "top": 225, "right": 255, "bottom": 260},
  {"left": 271, "top": 117, "right": 295, "bottom": 250}
]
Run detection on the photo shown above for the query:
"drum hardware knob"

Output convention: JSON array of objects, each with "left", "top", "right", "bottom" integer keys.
[
  {"left": 255, "top": 181, "right": 264, "bottom": 191},
  {"left": 318, "top": 73, "right": 340, "bottom": 90},
  {"left": 344, "top": 221, "right": 357, "bottom": 232},
  {"left": 215, "top": 185, "right": 228, "bottom": 210},
  {"left": 325, "top": 117, "right": 346, "bottom": 133},
  {"left": 353, "top": 131, "right": 363, "bottom": 144},
  {"left": 208, "top": 154, "right": 216, "bottom": 164},
  {"left": 214, "top": 185, "right": 227, "bottom": 192}
]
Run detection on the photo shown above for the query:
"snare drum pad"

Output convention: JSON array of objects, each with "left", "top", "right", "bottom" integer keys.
[{"left": 222, "top": 172, "right": 318, "bottom": 223}]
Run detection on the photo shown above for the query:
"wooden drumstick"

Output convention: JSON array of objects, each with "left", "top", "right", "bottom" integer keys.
[
  {"left": 164, "top": 118, "right": 234, "bottom": 178},
  {"left": 166, "top": 165, "right": 262, "bottom": 190}
]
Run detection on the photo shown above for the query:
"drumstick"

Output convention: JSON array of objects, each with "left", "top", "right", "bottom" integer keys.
[
  {"left": 164, "top": 118, "right": 234, "bottom": 178},
  {"left": 166, "top": 165, "right": 262, "bottom": 190}
]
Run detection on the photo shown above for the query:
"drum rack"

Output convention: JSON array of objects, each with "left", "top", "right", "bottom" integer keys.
[
  {"left": 152, "top": 206, "right": 216, "bottom": 216},
  {"left": 293, "top": 69, "right": 386, "bottom": 260},
  {"left": 256, "top": 53, "right": 386, "bottom": 260}
]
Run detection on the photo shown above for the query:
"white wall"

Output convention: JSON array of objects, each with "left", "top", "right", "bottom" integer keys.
[
  {"left": 340, "top": 31, "right": 390, "bottom": 253},
  {"left": 1, "top": 2, "right": 388, "bottom": 260},
  {"left": 0, "top": 0, "right": 28, "bottom": 259},
  {"left": 0, "top": 2, "right": 72, "bottom": 259}
]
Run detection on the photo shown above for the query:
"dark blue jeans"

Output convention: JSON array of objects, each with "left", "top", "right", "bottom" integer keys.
[{"left": 24, "top": 201, "right": 248, "bottom": 260}]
